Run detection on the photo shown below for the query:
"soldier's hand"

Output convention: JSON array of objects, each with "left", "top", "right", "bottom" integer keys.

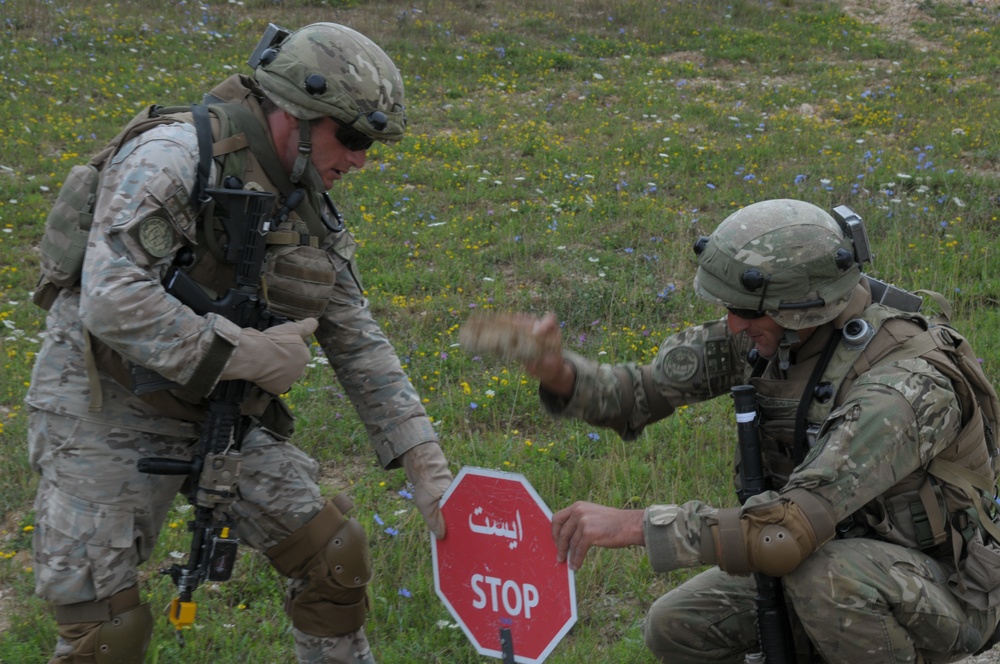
[
  {"left": 458, "top": 311, "right": 574, "bottom": 395},
  {"left": 402, "top": 442, "right": 453, "bottom": 539},
  {"left": 459, "top": 311, "right": 562, "bottom": 365},
  {"left": 551, "top": 502, "right": 645, "bottom": 571},
  {"left": 221, "top": 318, "right": 319, "bottom": 394},
  {"left": 522, "top": 313, "right": 574, "bottom": 395}
]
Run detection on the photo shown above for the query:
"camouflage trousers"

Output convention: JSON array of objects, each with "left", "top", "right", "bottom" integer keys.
[
  {"left": 644, "top": 538, "right": 1000, "bottom": 664},
  {"left": 29, "top": 407, "right": 374, "bottom": 664}
]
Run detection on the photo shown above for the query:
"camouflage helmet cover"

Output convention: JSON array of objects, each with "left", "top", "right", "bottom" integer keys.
[
  {"left": 693, "top": 199, "right": 862, "bottom": 329},
  {"left": 255, "top": 22, "right": 406, "bottom": 142}
]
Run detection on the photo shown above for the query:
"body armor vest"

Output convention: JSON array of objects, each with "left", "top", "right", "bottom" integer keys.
[
  {"left": 40, "top": 77, "right": 350, "bottom": 427},
  {"left": 753, "top": 297, "right": 1000, "bottom": 563}
]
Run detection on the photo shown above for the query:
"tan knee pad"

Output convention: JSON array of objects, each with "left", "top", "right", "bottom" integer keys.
[
  {"left": 53, "top": 586, "right": 152, "bottom": 664},
  {"left": 266, "top": 499, "right": 372, "bottom": 637}
]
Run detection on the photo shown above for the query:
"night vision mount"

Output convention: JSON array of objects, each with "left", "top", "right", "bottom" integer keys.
[
  {"left": 832, "top": 205, "right": 873, "bottom": 269},
  {"left": 247, "top": 23, "right": 291, "bottom": 70},
  {"left": 832, "top": 204, "right": 922, "bottom": 312}
]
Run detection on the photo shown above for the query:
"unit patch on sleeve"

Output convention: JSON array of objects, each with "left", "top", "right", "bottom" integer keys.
[
  {"left": 138, "top": 215, "right": 177, "bottom": 258},
  {"left": 663, "top": 346, "right": 700, "bottom": 382}
]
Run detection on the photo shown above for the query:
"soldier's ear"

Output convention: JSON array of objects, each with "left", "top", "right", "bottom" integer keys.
[{"left": 265, "top": 110, "right": 300, "bottom": 154}]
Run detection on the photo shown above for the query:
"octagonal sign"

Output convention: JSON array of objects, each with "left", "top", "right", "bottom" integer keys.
[{"left": 432, "top": 466, "right": 577, "bottom": 663}]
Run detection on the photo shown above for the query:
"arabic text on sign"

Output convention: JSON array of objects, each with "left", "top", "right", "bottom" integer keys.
[{"left": 468, "top": 507, "right": 524, "bottom": 549}]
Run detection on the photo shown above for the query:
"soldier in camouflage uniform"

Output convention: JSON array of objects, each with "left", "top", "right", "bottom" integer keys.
[
  {"left": 503, "top": 200, "right": 1000, "bottom": 663},
  {"left": 25, "top": 23, "right": 452, "bottom": 664}
]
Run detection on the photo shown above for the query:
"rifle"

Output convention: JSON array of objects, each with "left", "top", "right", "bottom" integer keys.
[
  {"left": 732, "top": 384, "right": 796, "bottom": 664},
  {"left": 137, "top": 180, "right": 304, "bottom": 642}
]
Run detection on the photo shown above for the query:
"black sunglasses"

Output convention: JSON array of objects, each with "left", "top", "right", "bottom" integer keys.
[
  {"left": 727, "top": 307, "right": 768, "bottom": 320},
  {"left": 334, "top": 109, "right": 390, "bottom": 152},
  {"left": 335, "top": 123, "right": 375, "bottom": 152}
]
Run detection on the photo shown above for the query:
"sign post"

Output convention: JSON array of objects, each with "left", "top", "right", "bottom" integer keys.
[{"left": 432, "top": 466, "right": 577, "bottom": 663}]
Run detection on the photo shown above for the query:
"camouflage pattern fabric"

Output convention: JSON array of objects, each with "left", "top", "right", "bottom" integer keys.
[
  {"left": 25, "top": 75, "right": 438, "bottom": 663},
  {"left": 28, "top": 412, "right": 324, "bottom": 603},
  {"left": 542, "top": 318, "right": 750, "bottom": 439},
  {"left": 541, "top": 285, "right": 999, "bottom": 662},
  {"left": 29, "top": 409, "right": 378, "bottom": 661},
  {"left": 25, "top": 78, "right": 436, "bottom": 463},
  {"left": 644, "top": 540, "right": 1000, "bottom": 664},
  {"left": 294, "top": 626, "right": 377, "bottom": 664}
]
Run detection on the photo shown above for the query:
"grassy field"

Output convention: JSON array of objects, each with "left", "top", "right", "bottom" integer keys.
[{"left": 1, "top": 0, "right": 998, "bottom": 662}]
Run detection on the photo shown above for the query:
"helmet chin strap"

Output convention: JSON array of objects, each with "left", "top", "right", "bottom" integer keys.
[
  {"left": 777, "top": 329, "right": 800, "bottom": 372},
  {"left": 291, "top": 119, "right": 312, "bottom": 184},
  {"left": 290, "top": 119, "right": 331, "bottom": 192}
]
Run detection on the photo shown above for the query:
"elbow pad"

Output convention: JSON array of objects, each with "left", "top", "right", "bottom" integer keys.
[{"left": 704, "top": 488, "right": 838, "bottom": 576}]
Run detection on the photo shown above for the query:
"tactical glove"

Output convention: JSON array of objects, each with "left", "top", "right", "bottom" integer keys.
[
  {"left": 402, "top": 442, "right": 453, "bottom": 539},
  {"left": 220, "top": 318, "right": 318, "bottom": 394}
]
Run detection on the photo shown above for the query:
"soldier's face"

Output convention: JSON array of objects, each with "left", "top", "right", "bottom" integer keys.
[
  {"left": 273, "top": 113, "right": 368, "bottom": 190},
  {"left": 307, "top": 117, "right": 368, "bottom": 189},
  {"left": 726, "top": 311, "right": 787, "bottom": 358}
]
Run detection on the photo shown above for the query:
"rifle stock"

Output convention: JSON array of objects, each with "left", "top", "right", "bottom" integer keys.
[{"left": 732, "top": 384, "right": 796, "bottom": 664}]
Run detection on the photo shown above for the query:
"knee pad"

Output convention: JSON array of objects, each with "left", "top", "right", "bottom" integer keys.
[
  {"left": 54, "top": 587, "right": 153, "bottom": 664},
  {"left": 267, "top": 499, "right": 373, "bottom": 637}
]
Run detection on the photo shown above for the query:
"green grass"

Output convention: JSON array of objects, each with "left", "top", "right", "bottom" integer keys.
[{"left": 1, "top": 0, "right": 999, "bottom": 661}]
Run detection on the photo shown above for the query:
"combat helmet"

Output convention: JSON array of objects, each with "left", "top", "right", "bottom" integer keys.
[
  {"left": 255, "top": 22, "right": 405, "bottom": 141},
  {"left": 252, "top": 22, "right": 406, "bottom": 186},
  {"left": 693, "top": 199, "right": 862, "bottom": 330}
]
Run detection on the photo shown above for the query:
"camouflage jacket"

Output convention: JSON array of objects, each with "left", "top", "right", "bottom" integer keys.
[
  {"left": 540, "top": 281, "right": 973, "bottom": 572},
  {"left": 25, "top": 75, "right": 435, "bottom": 469}
]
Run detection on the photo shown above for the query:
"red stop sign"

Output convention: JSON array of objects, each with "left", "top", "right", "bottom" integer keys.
[{"left": 432, "top": 466, "right": 577, "bottom": 663}]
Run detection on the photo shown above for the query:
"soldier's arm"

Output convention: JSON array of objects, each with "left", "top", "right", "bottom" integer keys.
[
  {"left": 79, "top": 124, "right": 242, "bottom": 391},
  {"left": 539, "top": 318, "right": 749, "bottom": 441},
  {"left": 313, "top": 228, "right": 437, "bottom": 469},
  {"left": 643, "top": 357, "right": 962, "bottom": 575},
  {"left": 783, "top": 357, "right": 962, "bottom": 521}
]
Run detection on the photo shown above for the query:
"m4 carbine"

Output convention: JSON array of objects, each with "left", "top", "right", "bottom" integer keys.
[{"left": 138, "top": 180, "right": 304, "bottom": 641}]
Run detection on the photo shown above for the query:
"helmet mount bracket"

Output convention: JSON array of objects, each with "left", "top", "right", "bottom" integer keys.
[{"left": 248, "top": 23, "right": 291, "bottom": 70}]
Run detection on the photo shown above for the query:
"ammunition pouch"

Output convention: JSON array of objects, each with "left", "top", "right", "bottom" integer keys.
[
  {"left": 261, "top": 243, "right": 336, "bottom": 321},
  {"left": 859, "top": 474, "right": 950, "bottom": 553},
  {"left": 949, "top": 522, "right": 1000, "bottom": 611},
  {"left": 242, "top": 388, "right": 296, "bottom": 440}
]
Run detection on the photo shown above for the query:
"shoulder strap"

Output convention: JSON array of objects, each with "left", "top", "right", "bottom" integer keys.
[
  {"left": 792, "top": 330, "right": 842, "bottom": 463},
  {"left": 211, "top": 102, "right": 296, "bottom": 193},
  {"left": 190, "top": 104, "right": 214, "bottom": 207},
  {"left": 88, "top": 104, "right": 180, "bottom": 170}
]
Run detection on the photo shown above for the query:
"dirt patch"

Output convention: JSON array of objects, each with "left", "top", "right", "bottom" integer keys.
[
  {"left": 838, "top": 0, "right": 1000, "bottom": 52},
  {"left": 839, "top": 0, "right": 941, "bottom": 50}
]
